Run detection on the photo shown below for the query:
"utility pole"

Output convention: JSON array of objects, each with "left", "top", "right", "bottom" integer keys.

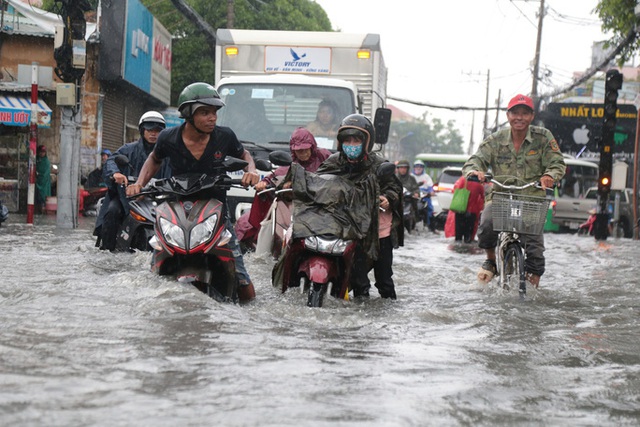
[
  {"left": 483, "top": 69, "right": 490, "bottom": 139},
  {"left": 227, "top": 0, "right": 234, "bottom": 28},
  {"left": 493, "top": 89, "right": 502, "bottom": 133},
  {"left": 468, "top": 112, "right": 475, "bottom": 155},
  {"left": 531, "top": 0, "right": 545, "bottom": 113}
]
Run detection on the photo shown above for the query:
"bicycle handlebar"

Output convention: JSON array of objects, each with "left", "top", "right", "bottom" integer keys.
[{"left": 467, "top": 173, "right": 542, "bottom": 190}]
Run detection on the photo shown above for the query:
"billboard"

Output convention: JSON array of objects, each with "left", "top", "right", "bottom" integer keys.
[
  {"left": 98, "top": 0, "right": 171, "bottom": 105},
  {"left": 539, "top": 103, "right": 637, "bottom": 159}
]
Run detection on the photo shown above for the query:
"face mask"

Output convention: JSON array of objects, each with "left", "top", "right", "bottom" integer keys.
[{"left": 342, "top": 144, "right": 362, "bottom": 160}]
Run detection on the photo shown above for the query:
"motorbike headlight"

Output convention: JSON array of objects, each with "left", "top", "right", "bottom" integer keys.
[
  {"left": 159, "top": 217, "right": 186, "bottom": 249},
  {"left": 189, "top": 213, "right": 218, "bottom": 249},
  {"left": 303, "top": 236, "right": 349, "bottom": 254},
  {"left": 332, "top": 239, "right": 351, "bottom": 255},
  {"left": 304, "top": 236, "right": 319, "bottom": 252}
]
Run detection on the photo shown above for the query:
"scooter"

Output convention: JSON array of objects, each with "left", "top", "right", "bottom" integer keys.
[
  {"left": 94, "top": 155, "right": 157, "bottom": 252},
  {"left": 272, "top": 151, "right": 396, "bottom": 307},
  {"left": 253, "top": 186, "right": 293, "bottom": 260},
  {"left": 139, "top": 157, "right": 270, "bottom": 302}
]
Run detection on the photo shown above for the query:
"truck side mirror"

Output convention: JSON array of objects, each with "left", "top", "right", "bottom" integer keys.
[{"left": 374, "top": 108, "right": 392, "bottom": 145}]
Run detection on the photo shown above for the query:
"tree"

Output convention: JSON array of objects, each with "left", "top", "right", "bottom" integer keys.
[
  {"left": 391, "top": 113, "right": 464, "bottom": 161},
  {"left": 594, "top": 0, "right": 639, "bottom": 65}
]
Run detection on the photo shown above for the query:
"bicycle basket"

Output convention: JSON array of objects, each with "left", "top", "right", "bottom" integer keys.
[{"left": 492, "top": 192, "right": 550, "bottom": 235}]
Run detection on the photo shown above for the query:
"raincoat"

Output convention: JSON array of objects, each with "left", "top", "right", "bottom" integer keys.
[
  {"left": 236, "top": 128, "right": 331, "bottom": 243},
  {"left": 444, "top": 176, "right": 486, "bottom": 240},
  {"left": 35, "top": 152, "right": 51, "bottom": 205},
  {"left": 93, "top": 137, "right": 171, "bottom": 236}
]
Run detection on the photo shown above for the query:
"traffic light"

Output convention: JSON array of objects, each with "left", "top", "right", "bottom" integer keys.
[
  {"left": 594, "top": 69, "right": 622, "bottom": 240},
  {"left": 597, "top": 69, "right": 622, "bottom": 193}
]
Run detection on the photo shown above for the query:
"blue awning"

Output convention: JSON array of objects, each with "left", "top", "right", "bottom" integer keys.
[{"left": 0, "top": 95, "right": 52, "bottom": 128}]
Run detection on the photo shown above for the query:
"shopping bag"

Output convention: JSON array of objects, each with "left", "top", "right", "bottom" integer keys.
[
  {"left": 255, "top": 199, "right": 277, "bottom": 256},
  {"left": 449, "top": 186, "right": 470, "bottom": 213}
]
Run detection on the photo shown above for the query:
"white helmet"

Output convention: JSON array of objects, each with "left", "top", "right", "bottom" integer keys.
[{"left": 138, "top": 111, "right": 166, "bottom": 131}]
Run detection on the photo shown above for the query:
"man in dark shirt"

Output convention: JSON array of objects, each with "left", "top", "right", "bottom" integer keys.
[{"left": 127, "top": 82, "right": 260, "bottom": 302}]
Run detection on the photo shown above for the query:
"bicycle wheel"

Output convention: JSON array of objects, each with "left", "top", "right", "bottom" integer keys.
[{"left": 501, "top": 243, "right": 526, "bottom": 295}]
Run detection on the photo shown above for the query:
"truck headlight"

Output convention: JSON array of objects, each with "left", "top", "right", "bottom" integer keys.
[
  {"left": 160, "top": 217, "right": 186, "bottom": 249},
  {"left": 189, "top": 214, "right": 218, "bottom": 249}
]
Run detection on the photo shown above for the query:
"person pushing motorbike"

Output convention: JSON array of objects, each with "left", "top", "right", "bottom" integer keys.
[
  {"left": 315, "top": 114, "right": 403, "bottom": 299},
  {"left": 126, "top": 82, "right": 260, "bottom": 303},
  {"left": 93, "top": 111, "right": 171, "bottom": 251}
]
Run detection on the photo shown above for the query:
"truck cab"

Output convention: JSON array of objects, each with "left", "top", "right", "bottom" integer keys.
[
  {"left": 217, "top": 74, "right": 359, "bottom": 151},
  {"left": 216, "top": 75, "right": 361, "bottom": 221}
]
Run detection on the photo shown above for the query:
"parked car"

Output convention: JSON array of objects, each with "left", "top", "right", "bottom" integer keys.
[
  {"left": 432, "top": 166, "right": 463, "bottom": 229},
  {"left": 548, "top": 157, "right": 599, "bottom": 231},
  {"left": 583, "top": 187, "right": 635, "bottom": 238}
]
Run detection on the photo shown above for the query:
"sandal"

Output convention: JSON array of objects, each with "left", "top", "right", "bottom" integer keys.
[{"left": 477, "top": 259, "right": 497, "bottom": 284}]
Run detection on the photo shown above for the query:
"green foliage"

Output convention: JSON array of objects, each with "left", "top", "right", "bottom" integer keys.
[
  {"left": 392, "top": 114, "right": 465, "bottom": 160},
  {"left": 594, "top": 0, "right": 639, "bottom": 65}
]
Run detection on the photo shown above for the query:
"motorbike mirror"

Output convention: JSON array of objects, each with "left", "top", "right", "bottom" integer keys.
[
  {"left": 374, "top": 108, "right": 392, "bottom": 145},
  {"left": 114, "top": 154, "right": 129, "bottom": 169},
  {"left": 255, "top": 159, "right": 272, "bottom": 171},
  {"left": 376, "top": 161, "right": 396, "bottom": 177},
  {"left": 269, "top": 150, "right": 292, "bottom": 166},
  {"left": 222, "top": 156, "right": 249, "bottom": 172}
]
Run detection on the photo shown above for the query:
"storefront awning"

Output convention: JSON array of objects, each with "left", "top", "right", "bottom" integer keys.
[{"left": 0, "top": 95, "right": 52, "bottom": 128}]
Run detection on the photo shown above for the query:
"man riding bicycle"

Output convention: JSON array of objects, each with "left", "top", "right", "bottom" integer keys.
[{"left": 462, "top": 94, "right": 566, "bottom": 288}]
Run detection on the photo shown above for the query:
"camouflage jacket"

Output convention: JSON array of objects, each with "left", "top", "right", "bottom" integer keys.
[{"left": 462, "top": 125, "right": 566, "bottom": 197}]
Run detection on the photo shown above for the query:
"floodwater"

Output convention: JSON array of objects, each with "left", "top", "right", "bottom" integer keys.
[{"left": 1, "top": 215, "right": 639, "bottom": 426}]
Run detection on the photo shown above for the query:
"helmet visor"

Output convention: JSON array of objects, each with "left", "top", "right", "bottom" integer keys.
[
  {"left": 337, "top": 128, "right": 366, "bottom": 143},
  {"left": 141, "top": 122, "right": 166, "bottom": 131}
]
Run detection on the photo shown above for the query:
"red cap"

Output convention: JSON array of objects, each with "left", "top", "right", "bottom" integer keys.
[{"left": 507, "top": 94, "right": 534, "bottom": 111}]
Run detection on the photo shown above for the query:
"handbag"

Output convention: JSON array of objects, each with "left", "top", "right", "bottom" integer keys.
[{"left": 449, "top": 179, "right": 470, "bottom": 213}]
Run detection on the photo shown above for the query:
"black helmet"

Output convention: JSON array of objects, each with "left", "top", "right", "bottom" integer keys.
[
  {"left": 177, "top": 82, "right": 225, "bottom": 119},
  {"left": 337, "top": 114, "right": 375, "bottom": 157}
]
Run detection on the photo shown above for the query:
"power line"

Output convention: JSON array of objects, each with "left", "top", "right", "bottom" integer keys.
[{"left": 388, "top": 29, "right": 639, "bottom": 112}]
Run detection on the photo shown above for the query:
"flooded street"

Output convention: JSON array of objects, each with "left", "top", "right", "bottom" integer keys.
[{"left": 1, "top": 215, "right": 639, "bottom": 426}]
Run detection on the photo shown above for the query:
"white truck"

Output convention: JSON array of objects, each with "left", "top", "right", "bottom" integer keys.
[{"left": 213, "top": 29, "right": 390, "bottom": 220}]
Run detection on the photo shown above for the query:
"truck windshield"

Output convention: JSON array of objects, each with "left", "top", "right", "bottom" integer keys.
[{"left": 216, "top": 83, "right": 355, "bottom": 150}]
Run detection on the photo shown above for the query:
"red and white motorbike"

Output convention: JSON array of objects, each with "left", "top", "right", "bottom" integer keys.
[
  {"left": 139, "top": 157, "right": 270, "bottom": 302},
  {"left": 270, "top": 151, "right": 396, "bottom": 307}
]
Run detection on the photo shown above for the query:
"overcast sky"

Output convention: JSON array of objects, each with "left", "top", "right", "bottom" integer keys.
[{"left": 313, "top": 0, "right": 612, "bottom": 150}]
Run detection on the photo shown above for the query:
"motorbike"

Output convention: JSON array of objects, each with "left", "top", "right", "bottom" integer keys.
[
  {"left": 403, "top": 187, "right": 418, "bottom": 233},
  {"left": 416, "top": 186, "right": 435, "bottom": 229},
  {"left": 0, "top": 199, "right": 8, "bottom": 226},
  {"left": 94, "top": 155, "right": 157, "bottom": 252},
  {"left": 235, "top": 175, "right": 292, "bottom": 259},
  {"left": 253, "top": 186, "right": 293, "bottom": 260},
  {"left": 271, "top": 151, "right": 396, "bottom": 307},
  {"left": 138, "top": 157, "right": 271, "bottom": 302}
]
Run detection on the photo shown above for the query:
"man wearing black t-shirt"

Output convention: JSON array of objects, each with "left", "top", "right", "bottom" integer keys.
[{"left": 127, "top": 82, "right": 260, "bottom": 302}]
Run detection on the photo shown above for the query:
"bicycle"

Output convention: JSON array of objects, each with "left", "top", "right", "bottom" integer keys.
[{"left": 470, "top": 174, "right": 553, "bottom": 297}]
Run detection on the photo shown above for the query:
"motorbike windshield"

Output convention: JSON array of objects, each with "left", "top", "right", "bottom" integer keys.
[{"left": 288, "top": 163, "right": 377, "bottom": 241}]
